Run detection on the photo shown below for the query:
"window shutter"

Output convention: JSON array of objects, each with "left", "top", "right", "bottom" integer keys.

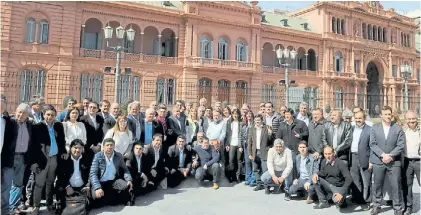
[
  {"left": 236, "top": 44, "right": 239, "bottom": 61},
  {"left": 200, "top": 41, "right": 205, "bottom": 57},
  {"left": 153, "top": 39, "right": 159, "bottom": 55},
  {"left": 210, "top": 41, "right": 214, "bottom": 58},
  {"left": 218, "top": 42, "right": 223, "bottom": 59},
  {"left": 339, "top": 58, "right": 343, "bottom": 72},
  {"left": 41, "top": 23, "right": 49, "bottom": 43},
  {"left": 244, "top": 45, "right": 248, "bottom": 62}
]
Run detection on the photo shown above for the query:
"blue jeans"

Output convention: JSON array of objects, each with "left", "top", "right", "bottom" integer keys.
[
  {"left": 9, "top": 155, "right": 26, "bottom": 211},
  {"left": 261, "top": 170, "right": 291, "bottom": 192},
  {"left": 244, "top": 148, "right": 255, "bottom": 184},
  {"left": 1, "top": 167, "right": 13, "bottom": 214}
]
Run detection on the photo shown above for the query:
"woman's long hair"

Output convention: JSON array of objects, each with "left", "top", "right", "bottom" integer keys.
[{"left": 113, "top": 114, "right": 129, "bottom": 133}]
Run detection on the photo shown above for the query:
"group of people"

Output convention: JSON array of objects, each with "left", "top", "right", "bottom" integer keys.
[{"left": 0, "top": 95, "right": 419, "bottom": 215}]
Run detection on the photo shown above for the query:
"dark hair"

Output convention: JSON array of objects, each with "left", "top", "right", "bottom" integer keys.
[
  {"left": 298, "top": 140, "right": 308, "bottom": 147},
  {"left": 64, "top": 107, "right": 80, "bottom": 122},
  {"left": 103, "top": 138, "right": 115, "bottom": 145},
  {"left": 70, "top": 139, "right": 84, "bottom": 149},
  {"left": 83, "top": 97, "right": 93, "bottom": 102},
  {"left": 177, "top": 135, "right": 186, "bottom": 141},
  {"left": 223, "top": 106, "right": 231, "bottom": 117},
  {"left": 381, "top": 106, "right": 392, "bottom": 113},
  {"left": 202, "top": 136, "right": 209, "bottom": 142},
  {"left": 43, "top": 105, "right": 56, "bottom": 114},
  {"left": 133, "top": 141, "right": 144, "bottom": 148},
  {"left": 100, "top": 100, "right": 110, "bottom": 106},
  {"left": 152, "top": 133, "right": 163, "bottom": 140},
  {"left": 254, "top": 114, "right": 264, "bottom": 121},
  {"left": 158, "top": 104, "right": 167, "bottom": 110},
  {"left": 89, "top": 101, "right": 99, "bottom": 108},
  {"left": 205, "top": 106, "right": 213, "bottom": 111},
  {"left": 265, "top": 102, "right": 273, "bottom": 108},
  {"left": 285, "top": 108, "right": 295, "bottom": 115},
  {"left": 231, "top": 108, "right": 241, "bottom": 120},
  {"left": 353, "top": 106, "right": 363, "bottom": 112}
]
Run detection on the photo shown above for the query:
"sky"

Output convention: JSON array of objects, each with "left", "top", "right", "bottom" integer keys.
[{"left": 258, "top": 1, "right": 421, "bottom": 14}]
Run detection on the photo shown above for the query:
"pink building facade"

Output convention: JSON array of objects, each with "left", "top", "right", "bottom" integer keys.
[{"left": 1, "top": 1, "right": 419, "bottom": 114}]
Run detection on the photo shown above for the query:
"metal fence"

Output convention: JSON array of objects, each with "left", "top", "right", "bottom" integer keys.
[{"left": 1, "top": 71, "right": 419, "bottom": 117}]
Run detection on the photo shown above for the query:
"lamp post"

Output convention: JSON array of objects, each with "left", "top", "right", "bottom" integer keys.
[
  {"left": 276, "top": 47, "right": 297, "bottom": 108},
  {"left": 400, "top": 63, "right": 412, "bottom": 112},
  {"left": 103, "top": 25, "right": 136, "bottom": 103}
]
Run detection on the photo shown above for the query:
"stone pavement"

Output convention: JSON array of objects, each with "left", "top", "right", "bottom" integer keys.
[{"left": 90, "top": 178, "right": 420, "bottom": 215}]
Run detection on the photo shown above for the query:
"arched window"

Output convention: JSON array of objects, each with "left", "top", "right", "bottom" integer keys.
[
  {"left": 307, "top": 49, "right": 317, "bottom": 71},
  {"left": 25, "top": 18, "right": 36, "bottom": 43},
  {"left": 200, "top": 35, "right": 213, "bottom": 58},
  {"left": 362, "top": 23, "right": 367, "bottom": 39},
  {"left": 236, "top": 40, "right": 248, "bottom": 62},
  {"left": 156, "top": 78, "right": 176, "bottom": 105},
  {"left": 332, "top": 17, "right": 336, "bottom": 33},
  {"left": 198, "top": 78, "right": 212, "bottom": 104},
  {"left": 334, "top": 87, "right": 343, "bottom": 109},
  {"left": 20, "top": 69, "right": 46, "bottom": 102},
  {"left": 38, "top": 19, "right": 49, "bottom": 44},
  {"left": 218, "top": 37, "right": 229, "bottom": 60},
  {"left": 337, "top": 18, "right": 340, "bottom": 34},
  {"left": 334, "top": 52, "right": 343, "bottom": 72},
  {"left": 80, "top": 73, "right": 103, "bottom": 103},
  {"left": 217, "top": 79, "right": 230, "bottom": 103},
  {"left": 262, "top": 84, "right": 276, "bottom": 104},
  {"left": 341, "top": 19, "right": 345, "bottom": 35},
  {"left": 235, "top": 80, "right": 248, "bottom": 106}
]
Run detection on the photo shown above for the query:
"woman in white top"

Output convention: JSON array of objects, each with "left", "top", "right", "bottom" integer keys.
[
  {"left": 103, "top": 114, "right": 134, "bottom": 156},
  {"left": 224, "top": 108, "right": 243, "bottom": 183},
  {"left": 186, "top": 106, "right": 198, "bottom": 145},
  {"left": 62, "top": 107, "right": 87, "bottom": 152}
]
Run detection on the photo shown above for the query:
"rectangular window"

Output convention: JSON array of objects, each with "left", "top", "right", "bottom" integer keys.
[
  {"left": 117, "top": 75, "right": 131, "bottom": 104},
  {"left": 354, "top": 60, "right": 360, "bottom": 73},
  {"left": 417, "top": 68, "right": 420, "bottom": 83},
  {"left": 80, "top": 73, "right": 103, "bottom": 103},
  {"left": 156, "top": 78, "right": 176, "bottom": 105},
  {"left": 84, "top": 32, "right": 99, "bottom": 50},
  {"left": 38, "top": 23, "right": 49, "bottom": 44},
  {"left": 20, "top": 70, "right": 45, "bottom": 102},
  {"left": 132, "top": 76, "right": 140, "bottom": 101},
  {"left": 392, "top": 65, "right": 397, "bottom": 77}
]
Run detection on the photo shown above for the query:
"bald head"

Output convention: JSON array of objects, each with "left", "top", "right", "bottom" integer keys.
[
  {"left": 110, "top": 103, "right": 120, "bottom": 116},
  {"left": 405, "top": 110, "right": 418, "bottom": 129}
]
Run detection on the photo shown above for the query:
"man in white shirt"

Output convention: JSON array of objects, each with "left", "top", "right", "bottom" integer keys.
[
  {"left": 260, "top": 139, "right": 293, "bottom": 198},
  {"left": 56, "top": 139, "right": 91, "bottom": 211},
  {"left": 402, "top": 110, "right": 420, "bottom": 215},
  {"left": 296, "top": 102, "right": 310, "bottom": 126}
]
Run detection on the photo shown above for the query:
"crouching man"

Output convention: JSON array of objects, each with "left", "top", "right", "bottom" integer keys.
[
  {"left": 288, "top": 141, "right": 319, "bottom": 204},
  {"left": 56, "top": 139, "right": 92, "bottom": 212},
  {"left": 167, "top": 136, "right": 193, "bottom": 188},
  {"left": 261, "top": 139, "right": 293, "bottom": 199},
  {"left": 90, "top": 138, "right": 133, "bottom": 208},
  {"left": 193, "top": 137, "right": 221, "bottom": 190},
  {"left": 312, "top": 145, "right": 352, "bottom": 210}
]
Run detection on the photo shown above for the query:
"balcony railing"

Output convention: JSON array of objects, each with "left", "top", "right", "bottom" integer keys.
[
  {"left": 79, "top": 48, "right": 178, "bottom": 65},
  {"left": 261, "top": 65, "right": 320, "bottom": 77},
  {"left": 186, "top": 57, "right": 254, "bottom": 70}
]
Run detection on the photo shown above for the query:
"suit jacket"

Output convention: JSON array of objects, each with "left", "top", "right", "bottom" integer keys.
[
  {"left": 103, "top": 115, "right": 116, "bottom": 134},
  {"left": 90, "top": 151, "right": 132, "bottom": 191},
  {"left": 144, "top": 146, "right": 166, "bottom": 178},
  {"left": 353, "top": 124, "right": 372, "bottom": 169},
  {"left": 307, "top": 119, "right": 327, "bottom": 154},
  {"left": 56, "top": 155, "right": 92, "bottom": 189},
  {"left": 369, "top": 122, "right": 405, "bottom": 166},
  {"left": 247, "top": 126, "right": 274, "bottom": 160},
  {"left": 29, "top": 111, "right": 44, "bottom": 123},
  {"left": 295, "top": 153, "right": 320, "bottom": 185},
  {"left": 125, "top": 152, "right": 149, "bottom": 182},
  {"left": 29, "top": 121, "right": 66, "bottom": 170},
  {"left": 167, "top": 145, "right": 193, "bottom": 171},
  {"left": 127, "top": 113, "right": 143, "bottom": 140},
  {"left": 79, "top": 114, "right": 104, "bottom": 149},
  {"left": 1, "top": 115, "right": 18, "bottom": 168},
  {"left": 276, "top": 119, "right": 309, "bottom": 152},
  {"left": 97, "top": 112, "right": 109, "bottom": 120},
  {"left": 199, "top": 116, "right": 211, "bottom": 134},
  {"left": 167, "top": 115, "right": 186, "bottom": 137},
  {"left": 140, "top": 119, "right": 164, "bottom": 144},
  {"left": 322, "top": 120, "right": 352, "bottom": 161},
  {"left": 225, "top": 119, "right": 243, "bottom": 148}
]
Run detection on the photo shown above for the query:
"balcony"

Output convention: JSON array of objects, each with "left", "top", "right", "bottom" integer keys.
[
  {"left": 261, "top": 66, "right": 320, "bottom": 77},
  {"left": 78, "top": 48, "right": 179, "bottom": 65},
  {"left": 324, "top": 71, "right": 355, "bottom": 80},
  {"left": 185, "top": 57, "right": 254, "bottom": 72}
]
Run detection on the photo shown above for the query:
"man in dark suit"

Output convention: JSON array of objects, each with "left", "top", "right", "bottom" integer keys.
[
  {"left": 307, "top": 108, "right": 326, "bottom": 160},
  {"left": 349, "top": 111, "right": 372, "bottom": 206},
  {"left": 56, "top": 139, "right": 91, "bottom": 212},
  {"left": 28, "top": 98, "right": 44, "bottom": 123},
  {"left": 167, "top": 136, "right": 193, "bottom": 188},
  {"left": 127, "top": 102, "right": 143, "bottom": 142},
  {"left": 125, "top": 142, "right": 153, "bottom": 199},
  {"left": 97, "top": 100, "right": 110, "bottom": 120},
  {"left": 140, "top": 108, "right": 164, "bottom": 147},
  {"left": 29, "top": 105, "right": 67, "bottom": 215},
  {"left": 370, "top": 106, "right": 405, "bottom": 215},
  {"left": 322, "top": 110, "right": 352, "bottom": 165},
  {"left": 248, "top": 114, "right": 274, "bottom": 191},
  {"left": 90, "top": 138, "right": 133, "bottom": 207},
  {"left": 79, "top": 102, "right": 104, "bottom": 159},
  {"left": 144, "top": 134, "right": 168, "bottom": 189},
  {"left": 166, "top": 106, "right": 186, "bottom": 149},
  {"left": 103, "top": 102, "right": 120, "bottom": 134}
]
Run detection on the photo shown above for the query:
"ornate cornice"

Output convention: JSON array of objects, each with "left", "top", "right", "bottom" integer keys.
[{"left": 261, "top": 26, "right": 323, "bottom": 41}]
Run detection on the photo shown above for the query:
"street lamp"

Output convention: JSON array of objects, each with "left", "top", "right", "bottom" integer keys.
[
  {"left": 400, "top": 63, "right": 412, "bottom": 111},
  {"left": 103, "top": 24, "right": 136, "bottom": 103},
  {"left": 276, "top": 47, "right": 297, "bottom": 108}
]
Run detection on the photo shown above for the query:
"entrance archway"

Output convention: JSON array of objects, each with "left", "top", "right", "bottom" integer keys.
[{"left": 366, "top": 61, "right": 382, "bottom": 117}]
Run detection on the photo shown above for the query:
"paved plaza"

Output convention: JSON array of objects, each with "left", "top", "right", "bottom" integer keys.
[{"left": 89, "top": 178, "right": 420, "bottom": 215}]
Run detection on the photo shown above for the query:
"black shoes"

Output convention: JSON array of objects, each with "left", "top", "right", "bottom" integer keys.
[
  {"left": 253, "top": 185, "right": 264, "bottom": 191},
  {"left": 284, "top": 193, "right": 291, "bottom": 201},
  {"left": 371, "top": 207, "right": 380, "bottom": 215},
  {"left": 314, "top": 202, "right": 329, "bottom": 209},
  {"left": 404, "top": 207, "right": 413, "bottom": 215},
  {"left": 265, "top": 187, "right": 270, "bottom": 195}
]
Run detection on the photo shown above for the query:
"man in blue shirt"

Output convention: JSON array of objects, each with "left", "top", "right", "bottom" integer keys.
[{"left": 167, "top": 136, "right": 193, "bottom": 188}]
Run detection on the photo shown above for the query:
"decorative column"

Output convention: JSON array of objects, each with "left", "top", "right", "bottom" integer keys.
[
  {"left": 80, "top": 25, "right": 86, "bottom": 48},
  {"left": 140, "top": 32, "right": 144, "bottom": 54},
  {"left": 354, "top": 82, "right": 358, "bottom": 105},
  {"left": 305, "top": 53, "right": 308, "bottom": 70},
  {"left": 273, "top": 49, "right": 277, "bottom": 67},
  {"left": 383, "top": 85, "right": 388, "bottom": 106},
  {"left": 391, "top": 85, "right": 396, "bottom": 109},
  {"left": 157, "top": 35, "right": 162, "bottom": 56},
  {"left": 174, "top": 37, "right": 179, "bottom": 57},
  {"left": 351, "top": 47, "right": 355, "bottom": 73}
]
